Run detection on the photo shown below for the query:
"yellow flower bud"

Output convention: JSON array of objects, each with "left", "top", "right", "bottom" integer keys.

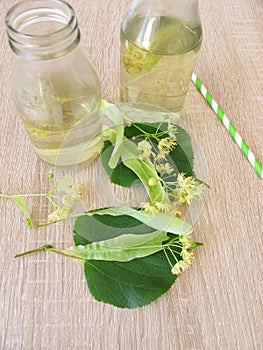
[{"left": 148, "top": 178, "right": 157, "bottom": 186}]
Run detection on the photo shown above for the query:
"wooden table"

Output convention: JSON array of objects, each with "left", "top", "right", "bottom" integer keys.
[{"left": 0, "top": 0, "right": 262, "bottom": 349}]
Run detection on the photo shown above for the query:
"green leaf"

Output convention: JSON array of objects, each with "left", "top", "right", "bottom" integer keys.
[
  {"left": 111, "top": 162, "right": 140, "bottom": 187},
  {"left": 101, "top": 140, "right": 139, "bottom": 187},
  {"left": 74, "top": 211, "right": 185, "bottom": 308},
  {"left": 90, "top": 206, "right": 193, "bottom": 235},
  {"left": 11, "top": 197, "right": 32, "bottom": 228},
  {"left": 83, "top": 248, "right": 177, "bottom": 308},
  {"left": 170, "top": 125, "right": 195, "bottom": 177},
  {"left": 73, "top": 213, "right": 181, "bottom": 308},
  {"left": 57, "top": 231, "right": 168, "bottom": 262},
  {"left": 11, "top": 196, "right": 29, "bottom": 215}
]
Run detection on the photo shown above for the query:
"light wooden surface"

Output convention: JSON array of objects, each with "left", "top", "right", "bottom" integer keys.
[{"left": 0, "top": 0, "right": 262, "bottom": 349}]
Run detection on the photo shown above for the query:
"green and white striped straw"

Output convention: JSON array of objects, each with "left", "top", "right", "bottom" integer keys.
[{"left": 192, "top": 73, "right": 263, "bottom": 179}]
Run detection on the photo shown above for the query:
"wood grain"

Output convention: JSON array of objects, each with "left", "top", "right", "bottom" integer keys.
[{"left": 0, "top": 0, "right": 262, "bottom": 349}]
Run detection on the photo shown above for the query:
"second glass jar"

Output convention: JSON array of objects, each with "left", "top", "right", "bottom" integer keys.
[{"left": 120, "top": 0, "right": 203, "bottom": 115}]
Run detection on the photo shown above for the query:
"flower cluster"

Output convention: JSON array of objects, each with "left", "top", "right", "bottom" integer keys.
[
  {"left": 0, "top": 174, "right": 83, "bottom": 228},
  {"left": 170, "top": 235, "right": 195, "bottom": 275},
  {"left": 158, "top": 136, "right": 177, "bottom": 154},
  {"left": 122, "top": 45, "right": 160, "bottom": 75},
  {"left": 173, "top": 173, "right": 205, "bottom": 205},
  {"left": 140, "top": 201, "right": 181, "bottom": 217},
  {"left": 136, "top": 122, "right": 205, "bottom": 219},
  {"left": 136, "top": 122, "right": 178, "bottom": 177},
  {"left": 137, "top": 140, "right": 155, "bottom": 160},
  {"left": 47, "top": 176, "right": 83, "bottom": 223}
]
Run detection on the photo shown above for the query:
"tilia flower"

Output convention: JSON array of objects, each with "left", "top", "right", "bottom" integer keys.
[
  {"left": 171, "top": 259, "right": 192, "bottom": 275},
  {"left": 170, "top": 235, "right": 195, "bottom": 275},
  {"left": 47, "top": 205, "right": 72, "bottom": 223},
  {"left": 155, "top": 162, "right": 174, "bottom": 176},
  {"left": 158, "top": 137, "right": 177, "bottom": 154},
  {"left": 122, "top": 46, "right": 160, "bottom": 75},
  {"left": 174, "top": 173, "right": 205, "bottom": 205},
  {"left": 137, "top": 140, "right": 155, "bottom": 160},
  {"left": 47, "top": 176, "right": 83, "bottom": 223}
]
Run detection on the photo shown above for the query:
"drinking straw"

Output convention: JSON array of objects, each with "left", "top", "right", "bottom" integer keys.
[{"left": 192, "top": 73, "right": 263, "bottom": 179}]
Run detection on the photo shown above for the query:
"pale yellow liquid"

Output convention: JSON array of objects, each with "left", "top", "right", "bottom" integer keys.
[
  {"left": 16, "top": 78, "right": 102, "bottom": 166},
  {"left": 21, "top": 108, "right": 102, "bottom": 167},
  {"left": 120, "top": 16, "right": 202, "bottom": 113}
]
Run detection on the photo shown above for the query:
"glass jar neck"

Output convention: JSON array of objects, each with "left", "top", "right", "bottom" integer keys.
[
  {"left": 123, "top": 0, "right": 201, "bottom": 27},
  {"left": 5, "top": 0, "right": 80, "bottom": 60}
]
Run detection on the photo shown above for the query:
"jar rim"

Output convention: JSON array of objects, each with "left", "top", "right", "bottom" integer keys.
[
  {"left": 5, "top": 0, "right": 76, "bottom": 39},
  {"left": 5, "top": 0, "right": 80, "bottom": 59}
]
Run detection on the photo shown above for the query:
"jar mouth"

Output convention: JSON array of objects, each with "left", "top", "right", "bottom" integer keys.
[{"left": 5, "top": 0, "right": 80, "bottom": 59}]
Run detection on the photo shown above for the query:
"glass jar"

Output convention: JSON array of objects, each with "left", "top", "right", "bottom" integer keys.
[
  {"left": 120, "top": 0, "right": 202, "bottom": 115},
  {"left": 5, "top": 0, "right": 102, "bottom": 166}
]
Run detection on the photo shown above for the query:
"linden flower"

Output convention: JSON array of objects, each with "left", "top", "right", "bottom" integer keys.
[
  {"left": 171, "top": 260, "right": 191, "bottom": 275},
  {"left": 179, "top": 235, "right": 194, "bottom": 250},
  {"left": 137, "top": 140, "right": 155, "bottom": 159},
  {"left": 181, "top": 249, "right": 194, "bottom": 265},
  {"left": 171, "top": 235, "right": 195, "bottom": 275},
  {"left": 154, "top": 201, "right": 167, "bottom": 211},
  {"left": 48, "top": 205, "right": 72, "bottom": 223},
  {"left": 168, "top": 124, "right": 178, "bottom": 139},
  {"left": 155, "top": 162, "right": 174, "bottom": 176},
  {"left": 174, "top": 173, "right": 205, "bottom": 205},
  {"left": 47, "top": 176, "right": 84, "bottom": 223},
  {"left": 122, "top": 46, "right": 160, "bottom": 75},
  {"left": 56, "top": 176, "right": 83, "bottom": 205},
  {"left": 154, "top": 201, "right": 174, "bottom": 213},
  {"left": 154, "top": 151, "right": 167, "bottom": 162},
  {"left": 140, "top": 200, "right": 180, "bottom": 216},
  {"left": 158, "top": 137, "right": 177, "bottom": 154},
  {"left": 137, "top": 139, "right": 151, "bottom": 152},
  {"left": 140, "top": 202, "right": 159, "bottom": 214},
  {"left": 155, "top": 201, "right": 180, "bottom": 215},
  {"left": 62, "top": 183, "right": 83, "bottom": 205}
]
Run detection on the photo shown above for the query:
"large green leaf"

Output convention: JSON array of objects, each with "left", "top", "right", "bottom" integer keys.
[
  {"left": 73, "top": 212, "right": 181, "bottom": 308},
  {"left": 83, "top": 248, "right": 177, "bottom": 308}
]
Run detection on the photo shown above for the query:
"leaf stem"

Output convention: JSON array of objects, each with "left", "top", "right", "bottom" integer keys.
[
  {"left": 45, "top": 248, "right": 86, "bottom": 261},
  {"left": 14, "top": 245, "right": 53, "bottom": 258},
  {"left": 0, "top": 193, "right": 48, "bottom": 199}
]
